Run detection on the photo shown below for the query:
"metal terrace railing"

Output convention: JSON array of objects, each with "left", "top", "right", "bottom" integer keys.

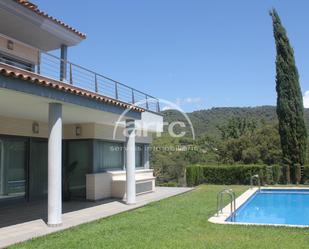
[
  {"left": 39, "top": 52, "right": 160, "bottom": 112},
  {"left": 0, "top": 40, "right": 160, "bottom": 113}
]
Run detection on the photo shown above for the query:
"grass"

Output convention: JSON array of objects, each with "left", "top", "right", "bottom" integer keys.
[{"left": 12, "top": 185, "right": 309, "bottom": 249}]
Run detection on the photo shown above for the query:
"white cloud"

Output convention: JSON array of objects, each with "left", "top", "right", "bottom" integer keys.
[
  {"left": 162, "top": 97, "right": 203, "bottom": 111},
  {"left": 303, "top": 91, "right": 309, "bottom": 108},
  {"left": 176, "top": 97, "right": 203, "bottom": 106},
  {"left": 162, "top": 105, "right": 173, "bottom": 111}
]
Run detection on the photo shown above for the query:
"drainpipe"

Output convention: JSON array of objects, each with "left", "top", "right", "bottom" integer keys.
[
  {"left": 125, "top": 119, "right": 136, "bottom": 205},
  {"left": 60, "top": 45, "right": 68, "bottom": 81}
]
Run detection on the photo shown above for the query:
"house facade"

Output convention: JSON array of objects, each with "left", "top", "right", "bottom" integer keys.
[{"left": 0, "top": 0, "right": 163, "bottom": 226}]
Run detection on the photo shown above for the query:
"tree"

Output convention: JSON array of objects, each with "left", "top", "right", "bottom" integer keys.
[
  {"left": 150, "top": 136, "right": 189, "bottom": 186},
  {"left": 217, "top": 123, "right": 282, "bottom": 165},
  {"left": 270, "top": 9, "right": 307, "bottom": 183},
  {"left": 217, "top": 117, "right": 257, "bottom": 140}
]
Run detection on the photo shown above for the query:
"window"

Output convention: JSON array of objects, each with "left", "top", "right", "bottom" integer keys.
[
  {"left": 93, "top": 141, "right": 146, "bottom": 171},
  {"left": 0, "top": 53, "right": 34, "bottom": 72},
  {"left": 94, "top": 141, "right": 124, "bottom": 171},
  {"left": 0, "top": 137, "right": 27, "bottom": 200},
  {"left": 135, "top": 144, "right": 144, "bottom": 168}
]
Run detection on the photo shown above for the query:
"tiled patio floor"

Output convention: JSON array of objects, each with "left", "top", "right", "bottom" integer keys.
[{"left": 0, "top": 187, "right": 193, "bottom": 248}]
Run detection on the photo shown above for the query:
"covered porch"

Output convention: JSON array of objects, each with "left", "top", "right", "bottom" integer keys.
[
  {"left": 0, "top": 187, "right": 192, "bottom": 248},
  {"left": 0, "top": 67, "right": 162, "bottom": 228}
]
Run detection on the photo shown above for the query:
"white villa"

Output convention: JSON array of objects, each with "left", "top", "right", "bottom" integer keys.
[{"left": 0, "top": 0, "right": 163, "bottom": 228}]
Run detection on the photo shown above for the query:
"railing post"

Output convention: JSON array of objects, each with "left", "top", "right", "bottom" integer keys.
[
  {"left": 157, "top": 99, "right": 160, "bottom": 112},
  {"left": 60, "top": 44, "right": 68, "bottom": 81},
  {"left": 131, "top": 89, "right": 135, "bottom": 104},
  {"left": 69, "top": 63, "right": 73, "bottom": 85},
  {"left": 37, "top": 51, "right": 41, "bottom": 74},
  {"left": 115, "top": 82, "right": 119, "bottom": 99},
  {"left": 95, "top": 74, "right": 98, "bottom": 93},
  {"left": 145, "top": 95, "right": 149, "bottom": 110}
]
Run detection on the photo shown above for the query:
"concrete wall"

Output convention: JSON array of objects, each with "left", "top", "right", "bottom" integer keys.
[
  {"left": 0, "top": 35, "right": 38, "bottom": 65},
  {"left": 0, "top": 115, "right": 153, "bottom": 143},
  {"left": 63, "top": 123, "right": 95, "bottom": 139},
  {"left": 86, "top": 169, "right": 155, "bottom": 200},
  {"left": 64, "top": 123, "right": 153, "bottom": 143},
  {"left": 86, "top": 172, "right": 113, "bottom": 200},
  {"left": 0, "top": 115, "right": 48, "bottom": 138}
]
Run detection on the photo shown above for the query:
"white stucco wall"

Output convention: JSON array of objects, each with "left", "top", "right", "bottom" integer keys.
[
  {"left": 86, "top": 169, "right": 155, "bottom": 200},
  {"left": 0, "top": 115, "right": 153, "bottom": 143}
]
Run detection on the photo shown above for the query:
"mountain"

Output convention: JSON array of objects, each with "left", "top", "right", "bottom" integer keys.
[{"left": 161, "top": 106, "right": 309, "bottom": 138}]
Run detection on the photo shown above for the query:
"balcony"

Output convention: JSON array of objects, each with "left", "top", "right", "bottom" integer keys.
[{"left": 0, "top": 35, "right": 160, "bottom": 113}]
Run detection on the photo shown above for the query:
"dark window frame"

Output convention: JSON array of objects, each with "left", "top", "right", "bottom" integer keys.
[{"left": 0, "top": 52, "right": 34, "bottom": 72}]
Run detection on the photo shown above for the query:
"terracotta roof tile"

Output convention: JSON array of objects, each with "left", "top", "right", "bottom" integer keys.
[
  {"left": 14, "top": 0, "right": 86, "bottom": 39},
  {"left": 0, "top": 63, "right": 144, "bottom": 113}
]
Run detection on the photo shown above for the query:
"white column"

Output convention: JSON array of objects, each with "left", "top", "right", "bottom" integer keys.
[
  {"left": 125, "top": 119, "right": 136, "bottom": 205},
  {"left": 48, "top": 103, "right": 62, "bottom": 226}
]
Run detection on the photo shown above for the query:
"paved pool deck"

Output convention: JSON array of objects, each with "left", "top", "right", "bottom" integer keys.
[{"left": 0, "top": 187, "right": 193, "bottom": 248}]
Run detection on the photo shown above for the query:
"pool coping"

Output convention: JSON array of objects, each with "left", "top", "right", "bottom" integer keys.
[{"left": 208, "top": 186, "right": 309, "bottom": 228}]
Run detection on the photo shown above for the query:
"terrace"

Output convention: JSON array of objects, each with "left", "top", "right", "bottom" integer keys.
[{"left": 0, "top": 33, "right": 160, "bottom": 113}]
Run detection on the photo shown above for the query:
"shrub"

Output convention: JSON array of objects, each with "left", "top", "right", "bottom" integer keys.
[
  {"left": 265, "top": 165, "right": 282, "bottom": 185},
  {"left": 157, "top": 181, "right": 179, "bottom": 187},
  {"left": 303, "top": 166, "right": 309, "bottom": 184},
  {"left": 185, "top": 164, "right": 285, "bottom": 186},
  {"left": 295, "top": 164, "right": 302, "bottom": 184},
  {"left": 281, "top": 164, "right": 291, "bottom": 184},
  {"left": 186, "top": 166, "right": 204, "bottom": 186},
  {"left": 166, "top": 182, "right": 178, "bottom": 187},
  {"left": 272, "top": 165, "right": 282, "bottom": 184}
]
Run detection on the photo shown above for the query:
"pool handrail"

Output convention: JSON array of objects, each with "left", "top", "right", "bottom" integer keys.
[{"left": 216, "top": 189, "right": 236, "bottom": 221}]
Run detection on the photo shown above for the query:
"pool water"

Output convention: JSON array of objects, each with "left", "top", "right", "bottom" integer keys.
[{"left": 227, "top": 189, "right": 309, "bottom": 226}]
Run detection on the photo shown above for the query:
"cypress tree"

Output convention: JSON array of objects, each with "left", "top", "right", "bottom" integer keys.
[{"left": 270, "top": 9, "right": 307, "bottom": 183}]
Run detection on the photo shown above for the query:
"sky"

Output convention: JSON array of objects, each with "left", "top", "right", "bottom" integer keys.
[{"left": 35, "top": 0, "right": 309, "bottom": 112}]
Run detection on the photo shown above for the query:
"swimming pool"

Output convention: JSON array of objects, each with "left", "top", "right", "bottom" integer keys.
[{"left": 227, "top": 189, "right": 309, "bottom": 227}]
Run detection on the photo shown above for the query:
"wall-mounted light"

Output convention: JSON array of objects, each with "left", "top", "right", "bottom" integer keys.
[
  {"left": 7, "top": 40, "right": 14, "bottom": 50},
  {"left": 75, "top": 125, "right": 82, "bottom": 136},
  {"left": 32, "top": 122, "right": 39, "bottom": 134}
]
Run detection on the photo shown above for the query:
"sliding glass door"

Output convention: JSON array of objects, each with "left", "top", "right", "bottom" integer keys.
[
  {"left": 28, "top": 139, "right": 48, "bottom": 201},
  {"left": 0, "top": 137, "right": 27, "bottom": 200},
  {"left": 66, "top": 140, "right": 91, "bottom": 198}
]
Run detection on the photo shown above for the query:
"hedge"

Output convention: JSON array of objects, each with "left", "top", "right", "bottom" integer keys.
[
  {"left": 186, "top": 164, "right": 283, "bottom": 187},
  {"left": 303, "top": 166, "right": 309, "bottom": 184},
  {"left": 267, "top": 165, "right": 282, "bottom": 185}
]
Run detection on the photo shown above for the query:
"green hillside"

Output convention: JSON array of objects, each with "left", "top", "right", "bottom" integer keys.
[{"left": 162, "top": 106, "right": 309, "bottom": 138}]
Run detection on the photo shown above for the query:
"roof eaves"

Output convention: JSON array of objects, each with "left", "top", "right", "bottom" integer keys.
[{"left": 14, "top": 0, "right": 86, "bottom": 39}]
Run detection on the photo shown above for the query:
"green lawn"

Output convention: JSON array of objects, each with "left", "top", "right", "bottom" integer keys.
[{"left": 12, "top": 185, "right": 309, "bottom": 249}]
